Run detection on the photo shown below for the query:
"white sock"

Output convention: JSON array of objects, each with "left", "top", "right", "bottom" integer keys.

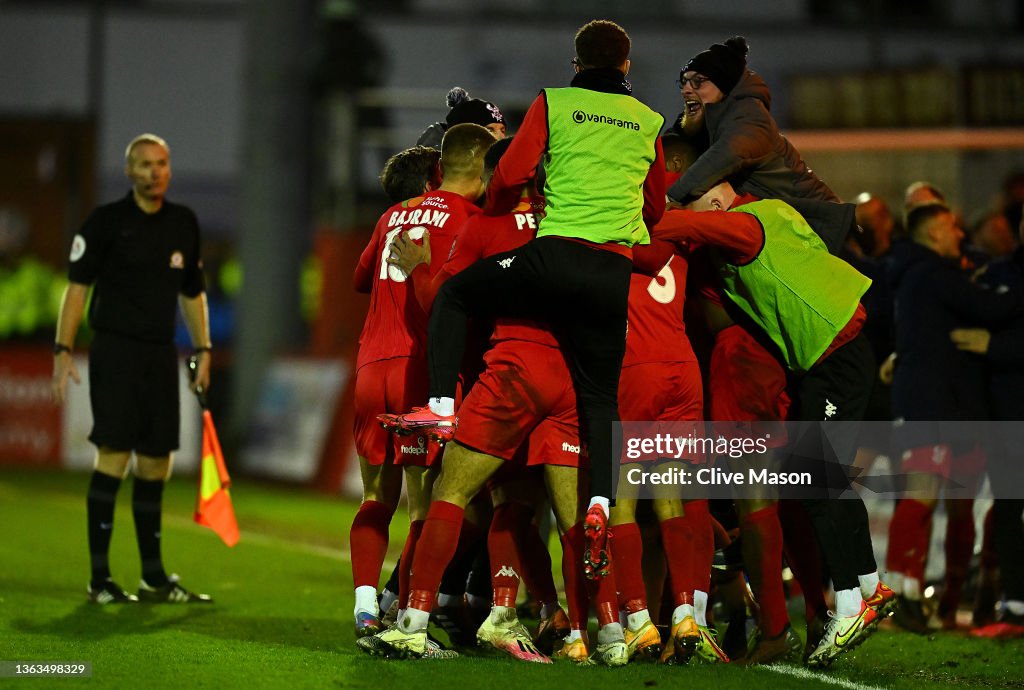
[
  {"left": 437, "top": 593, "right": 460, "bottom": 608},
  {"left": 903, "top": 577, "right": 922, "bottom": 601},
  {"left": 672, "top": 603, "right": 695, "bottom": 626},
  {"left": 627, "top": 609, "right": 651, "bottom": 630},
  {"left": 398, "top": 606, "right": 430, "bottom": 633},
  {"left": 597, "top": 621, "right": 624, "bottom": 645},
  {"left": 588, "top": 496, "right": 610, "bottom": 516},
  {"left": 858, "top": 571, "right": 880, "bottom": 599},
  {"left": 565, "top": 628, "right": 583, "bottom": 643},
  {"left": 694, "top": 590, "right": 709, "bottom": 627},
  {"left": 354, "top": 585, "right": 378, "bottom": 616},
  {"left": 489, "top": 605, "right": 516, "bottom": 623},
  {"left": 378, "top": 588, "right": 398, "bottom": 615},
  {"left": 428, "top": 397, "right": 455, "bottom": 416},
  {"left": 888, "top": 571, "right": 904, "bottom": 595},
  {"left": 835, "top": 587, "right": 863, "bottom": 617},
  {"left": 1005, "top": 600, "right": 1024, "bottom": 616}
]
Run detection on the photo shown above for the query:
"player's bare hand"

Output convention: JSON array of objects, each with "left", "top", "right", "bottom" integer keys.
[
  {"left": 950, "top": 328, "right": 991, "bottom": 355},
  {"left": 51, "top": 352, "right": 81, "bottom": 404},
  {"left": 387, "top": 230, "right": 431, "bottom": 274}
]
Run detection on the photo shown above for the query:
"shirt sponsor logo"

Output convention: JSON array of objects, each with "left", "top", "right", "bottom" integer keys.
[
  {"left": 418, "top": 196, "right": 450, "bottom": 210},
  {"left": 70, "top": 234, "right": 86, "bottom": 262},
  {"left": 561, "top": 441, "right": 580, "bottom": 454},
  {"left": 400, "top": 437, "right": 428, "bottom": 455},
  {"left": 572, "top": 109, "right": 640, "bottom": 131},
  {"left": 169, "top": 251, "right": 184, "bottom": 269}
]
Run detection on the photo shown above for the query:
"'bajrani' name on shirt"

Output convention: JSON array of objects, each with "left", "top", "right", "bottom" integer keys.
[{"left": 388, "top": 208, "right": 451, "bottom": 228}]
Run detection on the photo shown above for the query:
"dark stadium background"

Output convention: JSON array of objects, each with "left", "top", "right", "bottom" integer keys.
[{"left": 1, "top": 4, "right": 1024, "bottom": 686}]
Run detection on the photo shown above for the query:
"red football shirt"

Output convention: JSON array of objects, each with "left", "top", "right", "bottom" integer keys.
[
  {"left": 624, "top": 251, "right": 696, "bottom": 366},
  {"left": 354, "top": 190, "right": 479, "bottom": 370},
  {"left": 407, "top": 196, "right": 558, "bottom": 349}
]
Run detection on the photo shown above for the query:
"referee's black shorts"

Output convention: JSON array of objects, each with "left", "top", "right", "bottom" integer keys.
[{"left": 88, "top": 330, "right": 180, "bottom": 456}]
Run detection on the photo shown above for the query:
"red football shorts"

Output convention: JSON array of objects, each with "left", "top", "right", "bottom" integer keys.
[
  {"left": 455, "top": 341, "right": 581, "bottom": 467},
  {"left": 900, "top": 443, "right": 986, "bottom": 481},
  {"left": 525, "top": 417, "right": 585, "bottom": 468},
  {"left": 708, "top": 324, "right": 789, "bottom": 447},
  {"left": 488, "top": 417, "right": 585, "bottom": 488},
  {"left": 619, "top": 360, "right": 704, "bottom": 464},
  {"left": 619, "top": 360, "right": 703, "bottom": 422},
  {"left": 353, "top": 357, "right": 440, "bottom": 467}
]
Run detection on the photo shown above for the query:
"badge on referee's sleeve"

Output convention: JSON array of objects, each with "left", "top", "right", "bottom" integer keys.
[{"left": 70, "top": 234, "right": 86, "bottom": 262}]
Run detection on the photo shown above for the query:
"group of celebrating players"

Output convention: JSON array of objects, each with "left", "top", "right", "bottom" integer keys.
[{"left": 348, "top": 19, "right": 897, "bottom": 669}]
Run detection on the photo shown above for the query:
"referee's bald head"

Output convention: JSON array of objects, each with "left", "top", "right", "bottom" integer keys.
[{"left": 125, "top": 133, "right": 170, "bottom": 165}]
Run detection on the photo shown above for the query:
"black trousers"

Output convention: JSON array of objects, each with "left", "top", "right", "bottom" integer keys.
[
  {"left": 428, "top": 236, "right": 632, "bottom": 500},
  {"left": 794, "top": 333, "right": 878, "bottom": 592},
  {"left": 987, "top": 425, "right": 1024, "bottom": 603}
]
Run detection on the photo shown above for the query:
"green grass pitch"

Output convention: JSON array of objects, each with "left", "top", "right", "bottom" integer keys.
[{"left": 1, "top": 469, "right": 1021, "bottom": 689}]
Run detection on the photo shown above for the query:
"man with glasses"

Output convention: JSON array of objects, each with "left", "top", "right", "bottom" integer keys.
[
  {"left": 664, "top": 40, "right": 879, "bottom": 665},
  {"left": 667, "top": 36, "right": 837, "bottom": 207}
]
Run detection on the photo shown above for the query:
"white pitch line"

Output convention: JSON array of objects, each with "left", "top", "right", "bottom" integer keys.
[
  {"left": 760, "top": 663, "right": 887, "bottom": 690},
  {"left": 163, "top": 512, "right": 400, "bottom": 569},
  {"left": 177, "top": 517, "right": 351, "bottom": 562},
  {"left": 20, "top": 486, "right": 398, "bottom": 569}
]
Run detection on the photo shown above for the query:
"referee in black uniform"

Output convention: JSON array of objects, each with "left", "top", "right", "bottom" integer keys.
[{"left": 52, "top": 133, "right": 213, "bottom": 604}]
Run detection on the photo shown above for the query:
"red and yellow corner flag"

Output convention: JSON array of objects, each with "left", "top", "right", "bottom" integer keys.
[{"left": 195, "top": 410, "right": 239, "bottom": 547}]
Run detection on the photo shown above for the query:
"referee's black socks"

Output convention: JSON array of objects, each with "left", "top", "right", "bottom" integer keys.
[
  {"left": 87, "top": 471, "right": 122, "bottom": 588},
  {"left": 133, "top": 477, "right": 169, "bottom": 587}
]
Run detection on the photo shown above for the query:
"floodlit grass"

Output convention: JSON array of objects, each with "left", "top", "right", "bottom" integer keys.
[{"left": 1, "top": 469, "right": 1021, "bottom": 689}]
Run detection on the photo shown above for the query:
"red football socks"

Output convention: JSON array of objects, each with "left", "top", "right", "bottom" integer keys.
[
  {"left": 886, "top": 498, "right": 934, "bottom": 585},
  {"left": 408, "top": 501, "right": 465, "bottom": 613},
  {"left": 561, "top": 523, "right": 590, "bottom": 630},
  {"left": 350, "top": 500, "right": 395, "bottom": 588},
  {"left": 741, "top": 504, "right": 788, "bottom": 638},
  {"left": 658, "top": 515, "right": 693, "bottom": 607},
  {"left": 398, "top": 519, "right": 424, "bottom": 609},
  {"left": 680, "top": 499, "right": 714, "bottom": 598},
  {"left": 611, "top": 521, "right": 647, "bottom": 612},
  {"left": 520, "top": 517, "right": 558, "bottom": 608},
  {"left": 489, "top": 502, "right": 530, "bottom": 608},
  {"left": 779, "top": 499, "right": 827, "bottom": 622}
]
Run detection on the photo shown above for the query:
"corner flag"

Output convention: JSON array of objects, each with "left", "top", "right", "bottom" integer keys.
[{"left": 195, "top": 410, "right": 239, "bottom": 547}]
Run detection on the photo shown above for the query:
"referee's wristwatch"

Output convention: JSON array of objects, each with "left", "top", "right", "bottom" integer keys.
[{"left": 54, "top": 343, "right": 72, "bottom": 355}]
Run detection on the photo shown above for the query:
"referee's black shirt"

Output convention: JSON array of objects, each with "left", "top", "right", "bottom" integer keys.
[{"left": 68, "top": 192, "right": 205, "bottom": 343}]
